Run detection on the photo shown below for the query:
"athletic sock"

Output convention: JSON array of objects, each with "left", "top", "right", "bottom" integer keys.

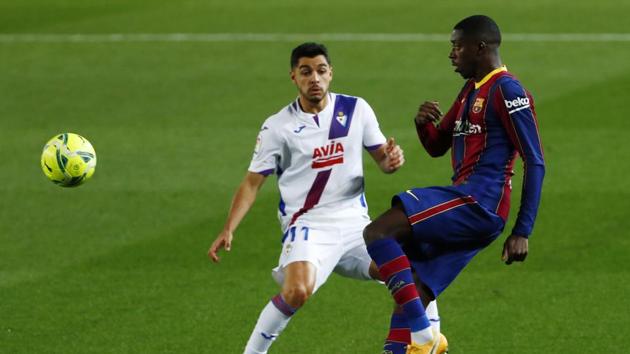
[
  {"left": 243, "top": 294, "right": 297, "bottom": 354},
  {"left": 367, "top": 238, "right": 433, "bottom": 344},
  {"left": 426, "top": 300, "right": 441, "bottom": 334},
  {"left": 383, "top": 308, "right": 410, "bottom": 354}
]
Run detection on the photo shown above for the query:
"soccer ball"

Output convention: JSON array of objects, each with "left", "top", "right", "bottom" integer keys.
[{"left": 40, "top": 133, "right": 97, "bottom": 187}]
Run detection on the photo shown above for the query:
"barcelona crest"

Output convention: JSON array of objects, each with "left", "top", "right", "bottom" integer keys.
[{"left": 472, "top": 97, "right": 485, "bottom": 113}]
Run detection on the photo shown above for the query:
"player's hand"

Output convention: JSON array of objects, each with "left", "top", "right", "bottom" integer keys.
[
  {"left": 415, "top": 101, "right": 443, "bottom": 126},
  {"left": 384, "top": 137, "right": 405, "bottom": 173},
  {"left": 208, "top": 229, "right": 233, "bottom": 263},
  {"left": 501, "top": 234, "right": 528, "bottom": 265}
]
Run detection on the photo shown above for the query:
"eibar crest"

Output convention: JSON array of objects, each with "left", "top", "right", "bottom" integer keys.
[
  {"left": 336, "top": 111, "right": 347, "bottom": 127},
  {"left": 472, "top": 97, "right": 485, "bottom": 113}
]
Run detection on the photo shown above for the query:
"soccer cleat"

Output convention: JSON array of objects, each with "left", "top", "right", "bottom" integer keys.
[
  {"left": 405, "top": 332, "right": 447, "bottom": 354},
  {"left": 436, "top": 333, "right": 449, "bottom": 354},
  {"left": 405, "top": 340, "right": 435, "bottom": 354}
]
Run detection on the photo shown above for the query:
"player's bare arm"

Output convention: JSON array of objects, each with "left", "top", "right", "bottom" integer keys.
[
  {"left": 415, "top": 101, "right": 443, "bottom": 126},
  {"left": 208, "top": 171, "right": 267, "bottom": 263},
  {"left": 501, "top": 234, "right": 529, "bottom": 265},
  {"left": 369, "top": 137, "right": 405, "bottom": 173}
]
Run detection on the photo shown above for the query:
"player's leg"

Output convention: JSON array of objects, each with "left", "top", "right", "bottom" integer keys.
[
  {"left": 383, "top": 305, "right": 410, "bottom": 354},
  {"left": 332, "top": 219, "right": 375, "bottom": 281},
  {"left": 244, "top": 261, "right": 316, "bottom": 354},
  {"left": 425, "top": 301, "right": 440, "bottom": 334},
  {"left": 383, "top": 300, "right": 443, "bottom": 354},
  {"left": 333, "top": 246, "right": 422, "bottom": 354},
  {"left": 425, "top": 300, "right": 449, "bottom": 354},
  {"left": 280, "top": 261, "right": 317, "bottom": 308},
  {"left": 244, "top": 223, "right": 343, "bottom": 354},
  {"left": 393, "top": 186, "right": 504, "bottom": 353},
  {"left": 335, "top": 218, "right": 443, "bottom": 353},
  {"left": 363, "top": 203, "right": 435, "bottom": 347}
]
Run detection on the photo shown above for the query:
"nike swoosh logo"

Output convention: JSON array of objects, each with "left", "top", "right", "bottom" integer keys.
[
  {"left": 406, "top": 190, "right": 420, "bottom": 201},
  {"left": 293, "top": 125, "right": 306, "bottom": 133},
  {"left": 261, "top": 332, "right": 277, "bottom": 340}
]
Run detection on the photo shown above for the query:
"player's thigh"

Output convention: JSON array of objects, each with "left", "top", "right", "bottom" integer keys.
[
  {"left": 272, "top": 223, "right": 344, "bottom": 293},
  {"left": 396, "top": 186, "right": 504, "bottom": 245},
  {"left": 334, "top": 220, "right": 374, "bottom": 281},
  {"left": 364, "top": 202, "right": 413, "bottom": 243}
]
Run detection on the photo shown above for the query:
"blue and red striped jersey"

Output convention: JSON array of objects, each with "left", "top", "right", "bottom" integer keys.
[{"left": 417, "top": 67, "right": 545, "bottom": 237}]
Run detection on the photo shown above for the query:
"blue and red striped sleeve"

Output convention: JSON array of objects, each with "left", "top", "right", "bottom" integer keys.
[
  {"left": 416, "top": 82, "right": 470, "bottom": 157},
  {"left": 496, "top": 79, "right": 545, "bottom": 237}
]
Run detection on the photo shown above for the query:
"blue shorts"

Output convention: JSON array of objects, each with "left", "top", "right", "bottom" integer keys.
[{"left": 394, "top": 186, "right": 505, "bottom": 297}]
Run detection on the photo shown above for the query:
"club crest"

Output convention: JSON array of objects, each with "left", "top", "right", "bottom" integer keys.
[
  {"left": 472, "top": 98, "right": 485, "bottom": 113},
  {"left": 336, "top": 111, "right": 347, "bottom": 127}
]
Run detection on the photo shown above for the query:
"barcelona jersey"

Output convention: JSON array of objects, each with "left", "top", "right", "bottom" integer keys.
[{"left": 416, "top": 67, "right": 545, "bottom": 237}]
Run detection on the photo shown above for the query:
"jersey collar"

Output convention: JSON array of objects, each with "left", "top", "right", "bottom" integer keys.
[
  {"left": 293, "top": 92, "right": 335, "bottom": 123},
  {"left": 475, "top": 66, "right": 507, "bottom": 89}
]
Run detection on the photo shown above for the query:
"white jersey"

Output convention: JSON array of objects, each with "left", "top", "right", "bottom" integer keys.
[{"left": 248, "top": 92, "right": 386, "bottom": 231}]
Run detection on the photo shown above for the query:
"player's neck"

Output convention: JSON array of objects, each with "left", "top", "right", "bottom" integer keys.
[
  {"left": 298, "top": 94, "right": 329, "bottom": 114},
  {"left": 474, "top": 58, "right": 503, "bottom": 82}
]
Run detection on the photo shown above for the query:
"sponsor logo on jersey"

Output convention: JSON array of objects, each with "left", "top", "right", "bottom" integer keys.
[
  {"left": 312, "top": 140, "right": 344, "bottom": 168},
  {"left": 472, "top": 97, "right": 485, "bottom": 113},
  {"left": 453, "top": 120, "right": 483, "bottom": 136},
  {"left": 504, "top": 96, "right": 530, "bottom": 109}
]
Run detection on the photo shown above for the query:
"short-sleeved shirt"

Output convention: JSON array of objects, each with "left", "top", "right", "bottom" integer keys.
[{"left": 249, "top": 92, "right": 386, "bottom": 231}]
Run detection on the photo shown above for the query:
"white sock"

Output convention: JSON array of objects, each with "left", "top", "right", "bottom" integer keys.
[
  {"left": 411, "top": 325, "right": 434, "bottom": 344},
  {"left": 409, "top": 300, "right": 440, "bottom": 344},
  {"left": 425, "top": 300, "right": 441, "bottom": 333},
  {"left": 243, "top": 300, "right": 292, "bottom": 354}
]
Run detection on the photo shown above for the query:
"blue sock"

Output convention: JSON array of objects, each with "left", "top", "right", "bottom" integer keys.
[
  {"left": 384, "top": 310, "right": 410, "bottom": 354},
  {"left": 367, "top": 238, "right": 430, "bottom": 332}
]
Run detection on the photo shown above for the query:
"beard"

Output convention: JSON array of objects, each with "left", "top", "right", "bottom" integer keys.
[
  {"left": 455, "top": 66, "right": 474, "bottom": 79},
  {"left": 304, "top": 88, "right": 327, "bottom": 103}
]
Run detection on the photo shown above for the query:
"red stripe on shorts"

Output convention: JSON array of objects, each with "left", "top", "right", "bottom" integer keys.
[{"left": 408, "top": 196, "right": 476, "bottom": 225}]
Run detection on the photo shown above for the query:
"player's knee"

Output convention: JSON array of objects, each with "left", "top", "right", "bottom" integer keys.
[
  {"left": 282, "top": 285, "right": 312, "bottom": 308},
  {"left": 363, "top": 221, "right": 385, "bottom": 245}
]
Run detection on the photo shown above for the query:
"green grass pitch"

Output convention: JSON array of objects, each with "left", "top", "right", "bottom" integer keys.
[{"left": 1, "top": 0, "right": 630, "bottom": 353}]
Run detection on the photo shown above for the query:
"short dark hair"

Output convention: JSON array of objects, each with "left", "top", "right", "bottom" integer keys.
[
  {"left": 290, "top": 42, "right": 331, "bottom": 68},
  {"left": 454, "top": 15, "right": 501, "bottom": 46}
]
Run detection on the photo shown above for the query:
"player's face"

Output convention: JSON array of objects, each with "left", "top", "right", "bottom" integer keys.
[
  {"left": 291, "top": 55, "right": 333, "bottom": 103},
  {"left": 449, "top": 29, "right": 479, "bottom": 79}
]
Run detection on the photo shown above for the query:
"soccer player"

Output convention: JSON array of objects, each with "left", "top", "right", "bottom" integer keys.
[
  {"left": 208, "top": 42, "right": 412, "bottom": 354},
  {"left": 364, "top": 15, "right": 545, "bottom": 354}
]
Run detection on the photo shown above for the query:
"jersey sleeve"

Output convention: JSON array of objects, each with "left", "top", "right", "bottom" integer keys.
[
  {"left": 496, "top": 79, "right": 545, "bottom": 237},
  {"left": 248, "top": 118, "right": 283, "bottom": 176},
  {"left": 359, "top": 98, "right": 387, "bottom": 151}
]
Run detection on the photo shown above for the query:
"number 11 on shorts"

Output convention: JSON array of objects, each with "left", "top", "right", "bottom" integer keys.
[{"left": 282, "top": 226, "right": 309, "bottom": 243}]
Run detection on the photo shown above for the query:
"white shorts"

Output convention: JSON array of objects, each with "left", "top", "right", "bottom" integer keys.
[{"left": 271, "top": 218, "right": 373, "bottom": 293}]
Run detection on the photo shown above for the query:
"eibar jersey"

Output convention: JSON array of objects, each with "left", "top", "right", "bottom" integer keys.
[
  {"left": 417, "top": 67, "right": 545, "bottom": 237},
  {"left": 249, "top": 92, "right": 387, "bottom": 231}
]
